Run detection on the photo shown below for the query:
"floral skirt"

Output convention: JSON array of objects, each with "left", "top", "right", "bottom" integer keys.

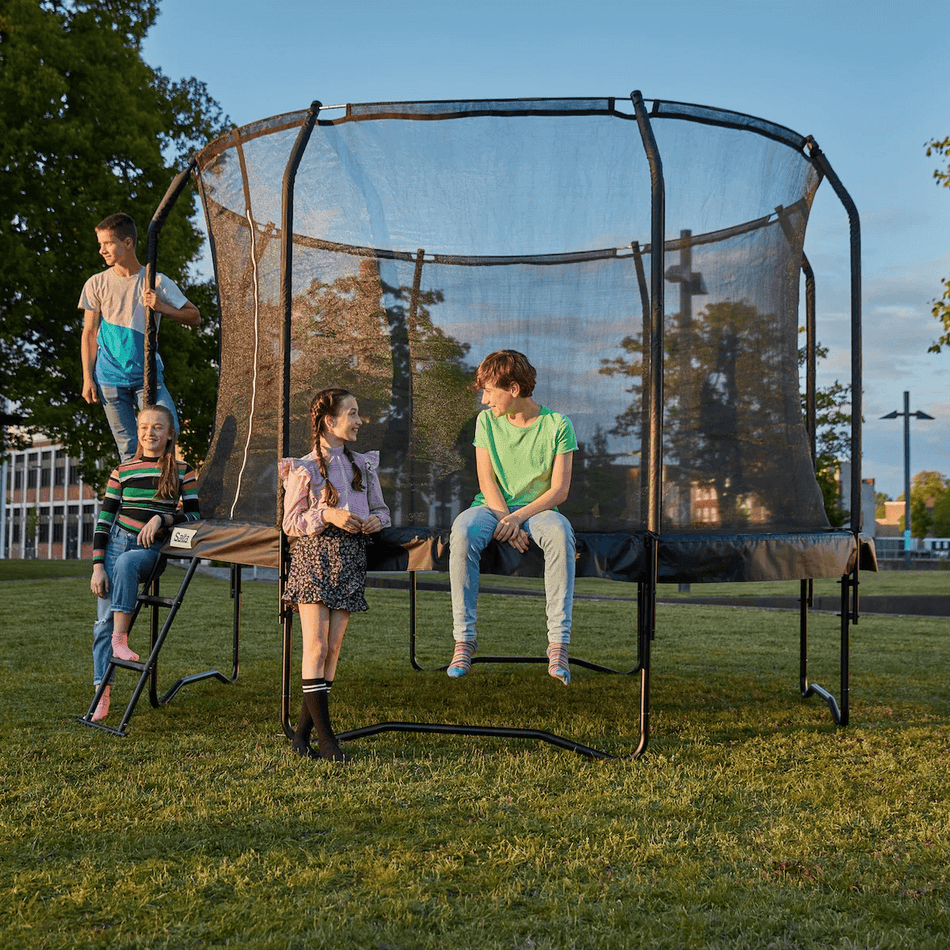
[{"left": 282, "top": 525, "right": 369, "bottom": 613}]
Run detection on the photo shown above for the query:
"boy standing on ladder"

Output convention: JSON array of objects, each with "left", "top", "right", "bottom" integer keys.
[
  {"left": 79, "top": 213, "right": 201, "bottom": 461},
  {"left": 447, "top": 349, "right": 577, "bottom": 684}
]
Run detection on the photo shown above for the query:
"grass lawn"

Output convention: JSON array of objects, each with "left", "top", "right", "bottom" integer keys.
[
  {"left": 413, "top": 567, "right": 950, "bottom": 600},
  {"left": 1, "top": 560, "right": 948, "bottom": 948}
]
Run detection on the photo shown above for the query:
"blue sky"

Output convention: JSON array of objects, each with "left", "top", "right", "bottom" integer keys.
[{"left": 143, "top": 0, "right": 949, "bottom": 500}]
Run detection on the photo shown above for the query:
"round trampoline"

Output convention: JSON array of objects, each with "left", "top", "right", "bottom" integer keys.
[{"left": 140, "top": 93, "right": 874, "bottom": 757}]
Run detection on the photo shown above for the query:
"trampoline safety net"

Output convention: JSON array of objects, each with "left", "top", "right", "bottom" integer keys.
[{"left": 193, "top": 97, "right": 829, "bottom": 540}]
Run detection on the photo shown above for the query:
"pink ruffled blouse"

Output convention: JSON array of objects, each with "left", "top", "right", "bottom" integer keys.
[{"left": 278, "top": 447, "right": 391, "bottom": 537}]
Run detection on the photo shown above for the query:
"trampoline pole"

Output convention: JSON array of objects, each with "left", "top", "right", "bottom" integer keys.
[
  {"left": 802, "top": 255, "right": 817, "bottom": 465},
  {"left": 277, "top": 102, "right": 322, "bottom": 740},
  {"left": 807, "top": 138, "right": 860, "bottom": 728},
  {"left": 145, "top": 156, "right": 199, "bottom": 406},
  {"left": 631, "top": 91, "right": 666, "bottom": 759},
  {"left": 806, "top": 139, "right": 862, "bottom": 542}
]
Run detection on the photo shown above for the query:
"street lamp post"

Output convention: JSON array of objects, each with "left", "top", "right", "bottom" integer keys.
[
  {"left": 881, "top": 391, "right": 934, "bottom": 568},
  {"left": 665, "top": 229, "right": 706, "bottom": 591}
]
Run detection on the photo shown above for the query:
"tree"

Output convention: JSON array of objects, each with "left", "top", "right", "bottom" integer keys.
[
  {"left": 292, "top": 258, "right": 475, "bottom": 524},
  {"left": 925, "top": 136, "right": 950, "bottom": 353},
  {"left": 875, "top": 491, "right": 890, "bottom": 520},
  {"left": 932, "top": 490, "right": 950, "bottom": 537},
  {"left": 600, "top": 300, "right": 850, "bottom": 528},
  {"left": 0, "top": 0, "right": 229, "bottom": 486},
  {"left": 897, "top": 470, "right": 948, "bottom": 539},
  {"left": 804, "top": 342, "right": 852, "bottom": 528},
  {"left": 899, "top": 496, "right": 932, "bottom": 541}
]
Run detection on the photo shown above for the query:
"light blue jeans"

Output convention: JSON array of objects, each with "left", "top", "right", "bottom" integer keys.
[
  {"left": 92, "top": 523, "right": 165, "bottom": 685},
  {"left": 97, "top": 379, "right": 179, "bottom": 462},
  {"left": 450, "top": 505, "right": 575, "bottom": 645}
]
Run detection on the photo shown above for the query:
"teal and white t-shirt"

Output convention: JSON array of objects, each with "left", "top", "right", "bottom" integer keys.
[
  {"left": 472, "top": 406, "right": 578, "bottom": 508},
  {"left": 78, "top": 268, "right": 188, "bottom": 387}
]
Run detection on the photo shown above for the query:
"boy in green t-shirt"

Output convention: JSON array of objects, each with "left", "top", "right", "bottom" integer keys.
[{"left": 448, "top": 350, "right": 577, "bottom": 684}]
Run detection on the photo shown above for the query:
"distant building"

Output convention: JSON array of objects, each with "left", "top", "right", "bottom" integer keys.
[
  {"left": 2, "top": 435, "right": 104, "bottom": 560},
  {"left": 836, "top": 462, "right": 876, "bottom": 534}
]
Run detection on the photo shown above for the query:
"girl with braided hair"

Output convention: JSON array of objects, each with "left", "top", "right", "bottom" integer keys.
[{"left": 279, "top": 388, "right": 391, "bottom": 762}]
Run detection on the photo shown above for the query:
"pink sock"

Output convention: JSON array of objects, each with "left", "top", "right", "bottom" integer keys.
[
  {"left": 92, "top": 686, "right": 111, "bottom": 721},
  {"left": 112, "top": 633, "right": 139, "bottom": 662}
]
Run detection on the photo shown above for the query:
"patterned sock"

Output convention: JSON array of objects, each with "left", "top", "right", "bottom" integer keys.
[
  {"left": 111, "top": 632, "right": 139, "bottom": 663},
  {"left": 447, "top": 640, "right": 477, "bottom": 678},
  {"left": 547, "top": 644, "right": 571, "bottom": 686},
  {"left": 92, "top": 685, "right": 111, "bottom": 722}
]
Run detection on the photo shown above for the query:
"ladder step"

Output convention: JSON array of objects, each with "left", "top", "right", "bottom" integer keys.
[
  {"left": 137, "top": 595, "right": 177, "bottom": 608},
  {"left": 111, "top": 657, "right": 148, "bottom": 673}
]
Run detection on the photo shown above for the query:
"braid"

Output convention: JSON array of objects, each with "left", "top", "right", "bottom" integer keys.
[
  {"left": 316, "top": 447, "right": 340, "bottom": 508},
  {"left": 342, "top": 444, "right": 364, "bottom": 493},
  {"left": 309, "top": 387, "right": 364, "bottom": 508}
]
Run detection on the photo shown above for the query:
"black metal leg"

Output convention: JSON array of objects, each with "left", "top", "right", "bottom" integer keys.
[{"left": 800, "top": 574, "right": 848, "bottom": 725}]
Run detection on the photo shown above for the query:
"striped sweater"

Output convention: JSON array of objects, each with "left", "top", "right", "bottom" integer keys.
[{"left": 93, "top": 457, "right": 200, "bottom": 564}]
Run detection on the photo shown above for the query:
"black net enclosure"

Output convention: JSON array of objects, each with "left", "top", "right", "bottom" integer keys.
[{"left": 184, "top": 95, "right": 868, "bottom": 582}]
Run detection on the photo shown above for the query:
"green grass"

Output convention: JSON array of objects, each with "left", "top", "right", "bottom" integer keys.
[
  {"left": 2, "top": 561, "right": 949, "bottom": 948},
  {"left": 417, "top": 568, "right": 950, "bottom": 599}
]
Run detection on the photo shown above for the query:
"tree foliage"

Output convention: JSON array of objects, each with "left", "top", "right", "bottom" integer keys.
[
  {"left": 599, "top": 300, "right": 851, "bottom": 528},
  {"left": 897, "top": 470, "right": 949, "bottom": 539},
  {"left": 925, "top": 136, "right": 950, "bottom": 353},
  {"left": 292, "top": 258, "right": 475, "bottom": 524},
  {"left": 932, "top": 489, "right": 950, "bottom": 538},
  {"left": 0, "top": 0, "right": 230, "bottom": 486}
]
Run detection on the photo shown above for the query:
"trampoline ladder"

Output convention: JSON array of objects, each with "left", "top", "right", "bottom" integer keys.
[{"left": 77, "top": 554, "right": 240, "bottom": 737}]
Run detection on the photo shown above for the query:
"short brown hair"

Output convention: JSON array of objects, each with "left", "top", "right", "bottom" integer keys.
[
  {"left": 96, "top": 213, "right": 137, "bottom": 244},
  {"left": 474, "top": 349, "right": 536, "bottom": 398}
]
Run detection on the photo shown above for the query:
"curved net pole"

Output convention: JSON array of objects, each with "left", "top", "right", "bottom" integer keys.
[
  {"left": 630, "top": 91, "right": 666, "bottom": 759},
  {"left": 805, "top": 139, "right": 862, "bottom": 544},
  {"left": 279, "top": 102, "right": 322, "bottom": 740},
  {"left": 801, "top": 254, "right": 818, "bottom": 465},
  {"left": 805, "top": 137, "right": 862, "bottom": 727},
  {"left": 144, "top": 156, "right": 198, "bottom": 405}
]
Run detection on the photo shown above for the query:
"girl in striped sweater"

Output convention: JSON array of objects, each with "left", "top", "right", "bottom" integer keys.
[{"left": 89, "top": 405, "right": 200, "bottom": 721}]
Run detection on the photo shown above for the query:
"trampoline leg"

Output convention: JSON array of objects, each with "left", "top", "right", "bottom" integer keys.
[
  {"left": 408, "top": 571, "right": 423, "bottom": 671},
  {"left": 838, "top": 570, "right": 852, "bottom": 726},
  {"left": 800, "top": 574, "right": 849, "bottom": 726},
  {"left": 281, "top": 612, "right": 294, "bottom": 739},
  {"left": 629, "top": 535, "right": 657, "bottom": 759}
]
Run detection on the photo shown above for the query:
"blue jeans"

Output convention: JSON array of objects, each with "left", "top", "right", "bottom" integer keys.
[
  {"left": 92, "top": 523, "right": 164, "bottom": 685},
  {"left": 97, "top": 379, "right": 179, "bottom": 462},
  {"left": 450, "top": 505, "right": 575, "bottom": 645}
]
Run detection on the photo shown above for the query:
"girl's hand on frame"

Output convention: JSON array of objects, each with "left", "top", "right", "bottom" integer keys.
[
  {"left": 138, "top": 515, "right": 164, "bottom": 547},
  {"left": 325, "top": 507, "right": 364, "bottom": 534},
  {"left": 361, "top": 515, "right": 383, "bottom": 534},
  {"left": 91, "top": 564, "right": 110, "bottom": 598}
]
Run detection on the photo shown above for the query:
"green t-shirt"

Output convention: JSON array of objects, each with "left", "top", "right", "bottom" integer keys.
[{"left": 472, "top": 406, "right": 578, "bottom": 508}]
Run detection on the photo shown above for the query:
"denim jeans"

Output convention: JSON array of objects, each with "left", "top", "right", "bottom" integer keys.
[
  {"left": 450, "top": 505, "right": 575, "bottom": 645},
  {"left": 91, "top": 522, "right": 165, "bottom": 685},
  {"left": 96, "top": 379, "right": 180, "bottom": 462}
]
